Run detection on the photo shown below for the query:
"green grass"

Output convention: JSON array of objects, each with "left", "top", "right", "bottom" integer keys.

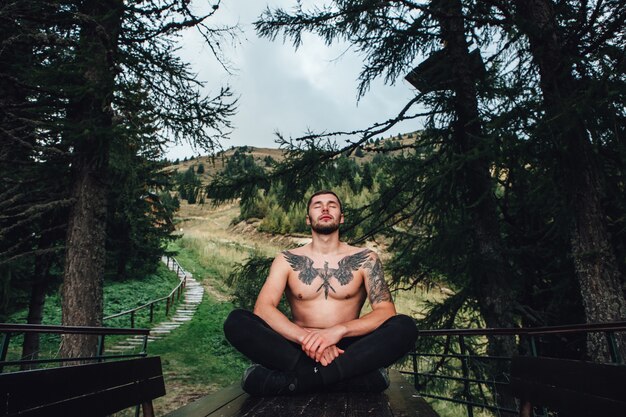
[
  {"left": 149, "top": 300, "right": 248, "bottom": 387},
  {"left": 103, "top": 263, "right": 183, "bottom": 329},
  {"left": 155, "top": 238, "right": 251, "bottom": 388},
  {"left": 3, "top": 263, "right": 183, "bottom": 368},
  {"left": 168, "top": 239, "right": 239, "bottom": 295}
]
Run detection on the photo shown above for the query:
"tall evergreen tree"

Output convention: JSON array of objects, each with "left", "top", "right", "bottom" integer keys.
[
  {"left": 59, "top": 0, "right": 125, "bottom": 360},
  {"left": 506, "top": 0, "right": 626, "bottom": 361},
  {"left": 1, "top": 0, "right": 235, "bottom": 359},
  {"left": 254, "top": 1, "right": 519, "bottom": 370},
  {"left": 233, "top": 0, "right": 625, "bottom": 376}
]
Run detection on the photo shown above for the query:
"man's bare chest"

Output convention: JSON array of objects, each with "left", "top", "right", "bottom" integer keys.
[{"left": 283, "top": 249, "right": 371, "bottom": 300}]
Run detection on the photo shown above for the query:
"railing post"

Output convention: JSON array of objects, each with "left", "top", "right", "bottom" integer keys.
[
  {"left": 528, "top": 334, "right": 548, "bottom": 417},
  {"left": 459, "top": 335, "right": 474, "bottom": 417},
  {"left": 165, "top": 297, "right": 170, "bottom": 316},
  {"left": 529, "top": 335, "right": 538, "bottom": 357},
  {"left": 141, "top": 334, "right": 149, "bottom": 356},
  {"left": 605, "top": 331, "right": 622, "bottom": 364},
  {"left": 97, "top": 335, "right": 105, "bottom": 362},
  {"left": 412, "top": 351, "right": 420, "bottom": 390},
  {"left": 149, "top": 303, "right": 155, "bottom": 323},
  {"left": 0, "top": 332, "right": 11, "bottom": 373}
]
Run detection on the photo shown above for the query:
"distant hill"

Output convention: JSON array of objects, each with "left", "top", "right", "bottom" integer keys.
[
  {"left": 164, "top": 146, "right": 286, "bottom": 184},
  {"left": 164, "top": 131, "right": 420, "bottom": 182}
]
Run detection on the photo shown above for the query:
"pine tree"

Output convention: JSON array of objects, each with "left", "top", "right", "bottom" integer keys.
[
  {"left": 238, "top": 0, "right": 626, "bottom": 393},
  {"left": 1, "top": 0, "right": 235, "bottom": 359},
  {"left": 507, "top": 0, "right": 626, "bottom": 361}
]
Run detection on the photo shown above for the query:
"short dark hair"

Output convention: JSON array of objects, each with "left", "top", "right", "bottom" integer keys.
[{"left": 307, "top": 190, "right": 343, "bottom": 213}]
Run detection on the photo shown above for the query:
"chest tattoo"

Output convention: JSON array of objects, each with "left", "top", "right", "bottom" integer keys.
[{"left": 283, "top": 249, "right": 372, "bottom": 299}]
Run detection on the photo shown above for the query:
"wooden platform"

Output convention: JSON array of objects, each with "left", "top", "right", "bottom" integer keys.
[{"left": 164, "top": 370, "right": 439, "bottom": 417}]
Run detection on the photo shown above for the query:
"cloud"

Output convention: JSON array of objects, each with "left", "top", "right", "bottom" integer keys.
[{"left": 166, "top": 0, "right": 418, "bottom": 159}]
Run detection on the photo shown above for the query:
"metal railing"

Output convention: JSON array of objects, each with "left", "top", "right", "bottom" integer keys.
[
  {"left": 405, "top": 321, "right": 626, "bottom": 416},
  {"left": 103, "top": 256, "right": 187, "bottom": 328},
  {"left": 0, "top": 323, "right": 151, "bottom": 373}
]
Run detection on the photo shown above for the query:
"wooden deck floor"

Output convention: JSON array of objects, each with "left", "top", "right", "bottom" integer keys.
[{"left": 164, "top": 370, "right": 439, "bottom": 417}]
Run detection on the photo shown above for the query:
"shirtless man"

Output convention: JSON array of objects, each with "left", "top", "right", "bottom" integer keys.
[{"left": 224, "top": 190, "right": 417, "bottom": 395}]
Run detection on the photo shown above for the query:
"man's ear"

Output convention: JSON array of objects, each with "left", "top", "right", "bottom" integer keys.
[
  {"left": 340, "top": 213, "right": 344, "bottom": 224},
  {"left": 306, "top": 215, "right": 311, "bottom": 225}
]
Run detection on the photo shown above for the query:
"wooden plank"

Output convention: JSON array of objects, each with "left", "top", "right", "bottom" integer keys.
[
  {"left": 163, "top": 383, "right": 247, "bottom": 417},
  {"left": 347, "top": 392, "right": 392, "bottom": 417},
  {"left": 0, "top": 357, "right": 163, "bottom": 411},
  {"left": 166, "top": 370, "right": 440, "bottom": 417},
  {"left": 510, "top": 378, "right": 625, "bottom": 417},
  {"left": 511, "top": 356, "right": 626, "bottom": 400},
  {"left": 0, "top": 357, "right": 165, "bottom": 417},
  {"left": 10, "top": 377, "right": 166, "bottom": 417},
  {"left": 236, "top": 393, "right": 348, "bottom": 417},
  {"left": 386, "top": 370, "right": 439, "bottom": 417}
]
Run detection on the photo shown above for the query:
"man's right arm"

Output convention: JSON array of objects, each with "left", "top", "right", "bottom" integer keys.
[{"left": 253, "top": 254, "right": 309, "bottom": 344}]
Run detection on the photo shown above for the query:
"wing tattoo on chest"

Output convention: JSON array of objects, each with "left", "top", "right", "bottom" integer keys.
[
  {"left": 282, "top": 249, "right": 372, "bottom": 299},
  {"left": 283, "top": 250, "right": 318, "bottom": 285}
]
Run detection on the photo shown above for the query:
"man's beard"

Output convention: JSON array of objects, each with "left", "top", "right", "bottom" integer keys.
[{"left": 311, "top": 220, "right": 340, "bottom": 235}]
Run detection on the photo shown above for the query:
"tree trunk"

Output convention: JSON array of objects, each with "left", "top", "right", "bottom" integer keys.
[
  {"left": 513, "top": 0, "right": 626, "bottom": 362},
  {"left": 435, "top": 0, "right": 518, "bottom": 409},
  {"left": 60, "top": 0, "right": 123, "bottom": 361}
]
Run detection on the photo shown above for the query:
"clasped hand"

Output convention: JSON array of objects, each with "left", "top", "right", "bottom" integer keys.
[{"left": 299, "top": 326, "right": 346, "bottom": 366}]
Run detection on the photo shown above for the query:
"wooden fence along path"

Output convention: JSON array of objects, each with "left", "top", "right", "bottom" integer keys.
[{"left": 107, "top": 257, "right": 204, "bottom": 353}]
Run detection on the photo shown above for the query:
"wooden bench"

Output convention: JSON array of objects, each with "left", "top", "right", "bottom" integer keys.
[
  {"left": 0, "top": 356, "right": 165, "bottom": 417},
  {"left": 164, "top": 369, "right": 439, "bottom": 417},
  {"left": 509, "top": 356, "right": 626, "bottom": 417}
]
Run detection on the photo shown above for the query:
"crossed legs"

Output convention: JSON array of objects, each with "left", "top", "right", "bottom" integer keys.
[{"left": 223, "top": 309, "right": 417, "bottom": 394}]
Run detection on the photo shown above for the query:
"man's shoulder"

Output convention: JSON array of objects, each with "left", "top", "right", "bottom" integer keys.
[
  {"left": 341, "top": 244, "right": 378, "bottom": 258},
  {"left": 279, "top": 245, "right": 310, "bottom": 257}
]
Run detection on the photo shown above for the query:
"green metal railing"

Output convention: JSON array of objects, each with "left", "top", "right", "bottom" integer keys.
[
  {"left": 406, "top": 321, "right": 626, "bottom": 416},
  {"left": 0, "top": 323, "right": 151, "bottom": 373},
  {"left": 103, "top": 255, "right": 187, "bottom": 328}
]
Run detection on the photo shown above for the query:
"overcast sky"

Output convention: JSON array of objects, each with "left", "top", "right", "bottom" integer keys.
[{"left": 165, "top": 0, "right": 418, "bottom": 160}]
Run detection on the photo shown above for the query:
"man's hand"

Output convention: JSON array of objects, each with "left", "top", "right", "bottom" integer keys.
[
  {"left": 318, "top": 345, "right": 345, "bottom": 366},
  {"left": 299, "top": 325, "right": 346, "bottom": 363}
]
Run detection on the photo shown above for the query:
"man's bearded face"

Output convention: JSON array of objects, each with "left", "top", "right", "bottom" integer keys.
[
  {"left": 307, "top": 194, "right": 343, "bottom": 234},
  {"left": 310, "top": 216, "right": 341, "bottom": 234}
]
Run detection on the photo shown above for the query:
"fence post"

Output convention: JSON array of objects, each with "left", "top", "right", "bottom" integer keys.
[
  {"left": 606, "top": 331, "right": 622, "bottom": 364},
  {"left": 529, "top": 335, "right": 538, "bottom": 357},
  {"left": 459, "top": 335, "right": 474, "bottom": 417},
  {"left": 97, "top": 336, "right": 105, "bottom": 362},
  {"left": 149, "top": 303, "right": 155, "bottom": 323},
  {"left": 0, "top": 333, "right": 11, "bottom": 373},
  {"left": 412, "top": 351, "right": 420, "bottom": 390}
]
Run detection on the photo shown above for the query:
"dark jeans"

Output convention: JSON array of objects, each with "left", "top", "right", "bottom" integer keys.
[{"left": 223, "top": 308, "right": 418, "bottom": 385}]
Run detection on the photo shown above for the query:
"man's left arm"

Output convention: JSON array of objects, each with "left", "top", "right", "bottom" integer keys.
[{"left": 301, "top": 251, "right": 396, "bottom": 361}]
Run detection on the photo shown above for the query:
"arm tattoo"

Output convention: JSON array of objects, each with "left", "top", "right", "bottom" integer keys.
[
  {"left": 282, "top": 249, "right": 372, "bottom": 299},
  {"left": 363, "top": 256, "right": 392, "bottom": 305}
]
